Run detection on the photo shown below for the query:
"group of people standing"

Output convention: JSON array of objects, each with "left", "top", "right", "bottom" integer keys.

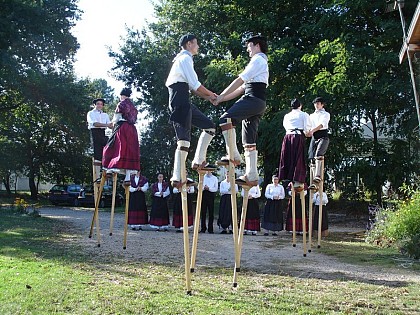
[{"left": 86, "top": 31, "right": 330, "bottom": 237}]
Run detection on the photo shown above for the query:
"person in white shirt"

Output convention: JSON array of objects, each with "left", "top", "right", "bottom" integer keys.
[
  {"left": 172, "top": 180, "right": 195, "bottom": 232},
  {"left": 262, "top": 175, "right": 285, "bottom": 235},
  {"left": 307, "top": 97, "right": 330, "bottom": 189},
  {"left": 149, "top": 173, "right": 171, "bottom": 231},
  {"left": 86, "top": 98, "right": 112, "bottom": 180},
  {"left": 214, "top": 34, "right": 269, "bottom": 187},
  {"left": 166, "top": 34, "right": 217, "bottom": 189},
  {"left": 128, "top": 171, "right": 149, "bottom": 230},
  {"left": 217, "top": 173, "right": 238, "bottom": 234},
  {"left": 279, "top": 98, "right": 311, "bottom": 191},
  {"left": 200, "top": 171, "right": 218, "bottom": 233},
  {"left": 241, "top": 185, "right": 261, "bottom": 235},
  {"left": 312, "top": 191, "right": 329, "bottom": 237}
]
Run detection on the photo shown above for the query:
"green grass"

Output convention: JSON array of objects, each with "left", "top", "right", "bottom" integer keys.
[{"left": 1, "top": 209, "right": 420, "bottom": 314}]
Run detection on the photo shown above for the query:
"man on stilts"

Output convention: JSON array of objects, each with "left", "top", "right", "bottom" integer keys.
[
  {"left": 86, "top": 98, "right": 112, "bottom": 182},
  {"left": 307, "top": 97, "right": 330, "bottom": 190},
  {"left": 215, "top": 34, "right": 269, "bottom": 187},
  {"left": 166, "top": 34, "right": 218, "bottom": 188}
]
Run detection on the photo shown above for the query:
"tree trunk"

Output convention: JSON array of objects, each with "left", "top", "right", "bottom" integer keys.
[
  {"left": 28, "top": 172, "right": 38, "bottom": 200},
  {"left": 2, "top": 175, "right": 12, "bottom": 196}
]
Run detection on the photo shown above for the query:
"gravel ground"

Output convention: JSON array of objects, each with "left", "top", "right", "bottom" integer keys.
[{"left": 39, "top": 207, "right": 420, "bottom": 286}]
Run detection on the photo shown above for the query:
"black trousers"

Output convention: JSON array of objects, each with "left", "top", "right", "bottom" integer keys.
[
  {"left": 90, "top": 128, "right": 107, "bottom": 161},
  {"left": 200, "top": 190, "right": 215, "bottom": 232}
]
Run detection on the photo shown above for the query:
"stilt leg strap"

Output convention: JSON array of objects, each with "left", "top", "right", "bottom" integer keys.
[
  {"left": 315, "top": 156, "right": 324, "bottom": 160},
  {"left": 204, "top": 128, "right": 216, "bottom": 136},
  {"left": 244, "top": 144, "right": 256, "bottom": 151},
  {"left": 220, "top": 123, "right": 233, "bottom": 131},
  {"left": 179, "top": 146, "right": 189, "bottom": 152}
]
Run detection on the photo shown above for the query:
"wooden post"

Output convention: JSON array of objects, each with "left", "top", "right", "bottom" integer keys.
[
  {"left": 291, "top": 185, "right": 296, "bottom": 247},
  {"left": 180, "top": 159, "right": 192, "bottom": 295},
  {"left": 308, "top": 163, "right": 314, "bottom": 253},
  {"left": 109, "top": 172, "right": 118, "bottom": 236},
  {"left": 233, "top": 185, "right": 249, "bottom": 287},
  {"left": 317, "top": 159, "right": 325, "bottom": 248},
  {"left": 190, "top": 170, "right": 205, "bottom": 272},
  {"left": 123, "top": 185, "right": 130, "bottom": 249}
]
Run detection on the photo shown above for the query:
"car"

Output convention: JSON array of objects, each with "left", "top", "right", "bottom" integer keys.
[
  {"left": 78, "top": 185, "right": 124, "bottom": 208},
  {"left": 49, "top": 184, "right": 82, "bottom": 206}
]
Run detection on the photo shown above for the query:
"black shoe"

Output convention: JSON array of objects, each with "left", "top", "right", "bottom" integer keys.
[
  {"left": 176, "top": 229, "right": 182, "bottom": 233},
  {"left": 208, "top": 231, "right": 214, "bottom": 234},
  {"left": 220, "top": 230, "right": 227, "bottom": 234},
  {"left": 199, "top": 230, "right": 206, "bottom": 233},
  {"left": 229, "top": 230, "right": 233, "bottom": 234},
  {"left": 264, "top": 233, "right": 269, "bottom": 236},
  {"left": 272, "top": 233, "right": 278, "bottom": 236}
]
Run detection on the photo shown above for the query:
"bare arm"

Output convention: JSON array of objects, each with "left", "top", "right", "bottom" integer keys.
[{"left": 215, "top": 77, "right": 244, "bottom": 104}]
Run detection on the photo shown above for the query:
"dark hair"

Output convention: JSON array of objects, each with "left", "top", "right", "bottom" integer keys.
[
  {"left": 179, "top": 34, "right": 197, "bottom": 48},
  {"left": 120, "top": 88, "right": 132, "bottom": 97},
  {"left": 291, "top": 98, "right": 302, "bottom": 109},
  {"left": 312, "top": 96, "right": 325, "bottom": 104},
  {"left": 92, "top": 98, "right": 106, "bottom": 105},
  {"left": 245, "top": 34, "right": 268, "bottom": 54}
]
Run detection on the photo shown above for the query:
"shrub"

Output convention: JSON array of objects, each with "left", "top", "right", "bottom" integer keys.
[{"left": 366, "top": 190, "right": 420, "bottom": 259}]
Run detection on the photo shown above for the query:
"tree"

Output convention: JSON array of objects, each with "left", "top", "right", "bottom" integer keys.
[{"left": 110, "top": 0, "right": 419, "bottom": 201}]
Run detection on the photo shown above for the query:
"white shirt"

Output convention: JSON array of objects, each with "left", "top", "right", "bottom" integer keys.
[
  {"left": 310, "top": 109, "right": 330, "bottom": 131},
  {"left": 154, "top": 183, "right": 170, "bottom": 198},
  {"left": 219, "top": 180, "right": 238, "bottom": 195},
  {"left": 265, "top": 184, "right": 285, "bottom": 200},
  {"left": 128, "top": 177, "right": 149, "bottom": 193},
  {"left": 202, "top": 174, "right": 218, "bottom": 193},
  {"left": 165, "top": 50, "right": 201, "bottom": 91},
  {"left": 313, "top": 192, "right": 328, "bottom": 206},
  {"left": 173, "top": 186, "right": 195, "bottom": 194},
  {"left": 86, "top": 109, "right": 111, "bottom": 130},
  {"left": 239, "top": 53, "right": 269, "bottom": 85},
  {"left": 283, "top": 109, "right": 311, "bottom": 133},
  {"left": 241, "top": 185, "right": 261, "bottom": 198}
]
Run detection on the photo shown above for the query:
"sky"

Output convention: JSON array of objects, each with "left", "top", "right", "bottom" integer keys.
[{"left": 72, "top": 0, "right": 156, "bottom": 96}]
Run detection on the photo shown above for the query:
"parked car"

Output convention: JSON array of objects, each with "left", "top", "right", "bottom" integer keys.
[
  {"left": 78, "top": 185, "right": 124, "bottom": 208},
  {"left": 49, "top": 184, "right": 82, "bottom": 206}
]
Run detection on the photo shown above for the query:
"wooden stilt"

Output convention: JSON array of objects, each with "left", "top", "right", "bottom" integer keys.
[
  {"left": 180, "top": 159, "right": 192, "bottom": 295},
  {"left": 89, "top": 159, "right": 100, "bottom": 238},
  {"left": 224, "top": 119, "right": 240, "bottom": 287},
  {"left": 233, "top": 185, "right": 249, "bottom": 287},
  {"left": 90, "top": 170, "right": 106, "bottom": 247},
  {"left": 123, "top": 184, "right": 130, "bottom": 249},
  {"left": 109, "top": 172, "right": 118, "bottom": 236},
  {"left": 317, "top": 159, "right": 325, "bottom": 248},
  {"left": 308, "top": 163, "right": 315, "bottom": 253},
  {"left": 190, "top": 170, "right": 205, "bottom": 272},
  {"left": 291, "top": 185, "right": 296, "bottom": 247},
  {"left": 300, "top": 189, "right": 307, "bottom": 257}
]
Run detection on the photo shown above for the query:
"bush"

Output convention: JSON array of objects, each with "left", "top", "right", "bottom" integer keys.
[{"left": 367, "top": 190, "right": 420, "bottom": 259}]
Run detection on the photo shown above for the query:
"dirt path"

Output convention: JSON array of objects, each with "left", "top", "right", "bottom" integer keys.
[{"left": 39, "top": 207, "right": 420, "bottom": 286}]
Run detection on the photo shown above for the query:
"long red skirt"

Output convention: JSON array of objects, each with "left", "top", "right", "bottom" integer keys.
[
  {"left": 279, "top": 134, "right": 306, "bottom": 183},
  {"left": 102, "top": 122, "right": 140, "bottom": 171}
]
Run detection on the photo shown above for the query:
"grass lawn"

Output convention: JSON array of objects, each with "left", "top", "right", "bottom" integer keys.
[{"left": 1, "top": 207, "right": 420, "bottom": 315}]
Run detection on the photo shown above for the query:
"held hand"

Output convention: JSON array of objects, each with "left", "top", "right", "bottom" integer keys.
[{"left": 214, "top": 94, "right": 225, "bottom": 106}]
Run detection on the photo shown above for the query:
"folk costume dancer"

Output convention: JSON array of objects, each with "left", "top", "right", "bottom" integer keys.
[
  {"left": 313, "top": 190, "right": 329, "bottom": 237},
  {"left": 241, "top": 184, "right": 261, "bottom": 235},
  {"left": 214, "top": 34, "right": 268, "bottom": 287},
  {"left": 279, "top": 98, "right": 311, "bottom": 256},
  {"left": 149, "top": 173, "right": 170, "bottom": 231},
  {"left": 128, "top": 171, "right": 149, "bottom": 231},
  {"left": 262, "top": 175, "right": 285, "bottom": 236},
  {"left": 90, "top": 88, "right": 140, "bottom": 249},
  {"left": 166, "top": 34, "right": 217, "bottom": 294},
  {"left": 307, "top": 97, "right": 330, "bottom": 248},
  {"left": 86, "top": 98, "right": 112, "bottom": 208},
  {"left": 172, "top": 181, "right": 195, "bottom": 232},
  {"left": 217, "top": 172, "right": 238, "bottom": 234}
]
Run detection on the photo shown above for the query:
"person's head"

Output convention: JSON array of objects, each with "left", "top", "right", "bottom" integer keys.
[
  {"left": 272, "top": 175, "right": 279, "bottom": 184},
  {"left": 291, "top": 98, "right": 302, "bottom": 110},
  {"left": 179, "top": 34, "right": 199, "bottom": 55},
  {"left": 92, "top": 98, "right": 105, "bottom": 110},
  {"left": 157, "top": 173, "right": 164, "bottom": 182},
  {"left": 120, "top": 88, "right": 132, "bottom": 100},
  {"left": 206, "top": 170, "right": 212, "bottom": 176},
  {"left": 245, "top": 34, "right": 268, "bottom": 56},
  {"left": 312, "top": 96, "right": 325, "bottom": 111}
]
